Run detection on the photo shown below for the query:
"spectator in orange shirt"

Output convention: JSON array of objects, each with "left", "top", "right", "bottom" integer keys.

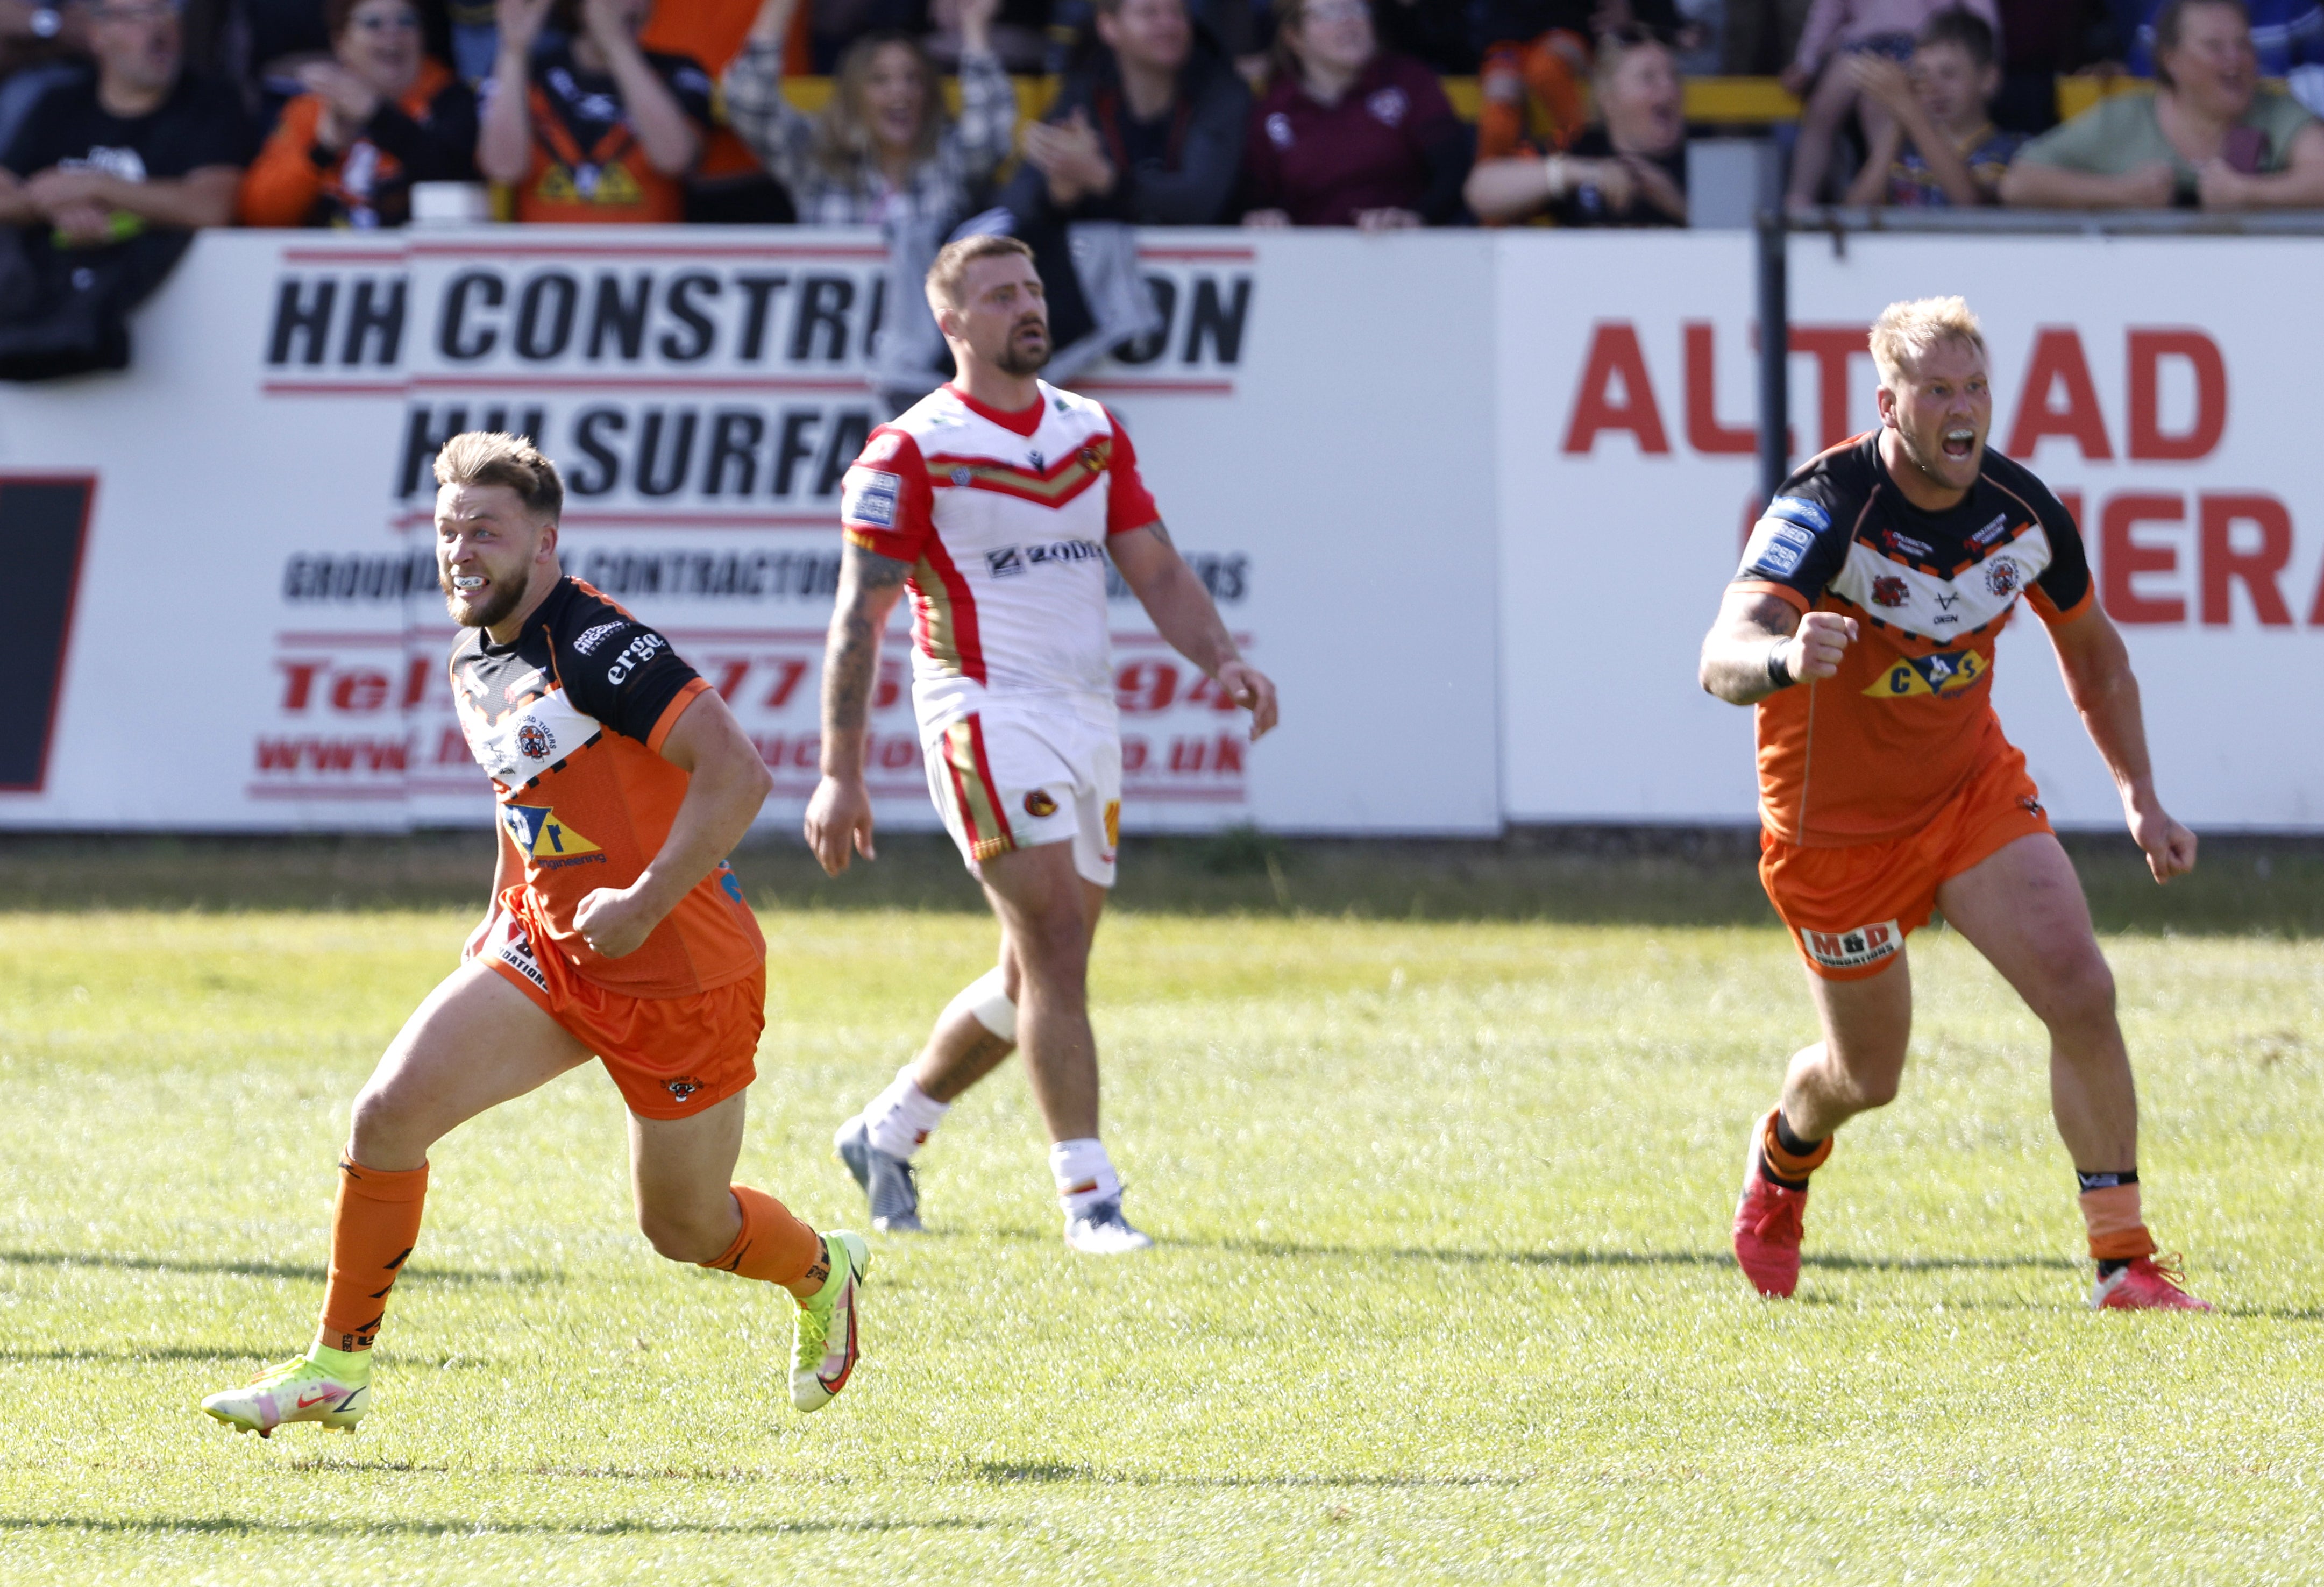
[
  {"left": 477, "top": 0, "right": 709, "bottom": 223},
  {"left": 241, "top": 0, "right": 478, "bottom": 228}
]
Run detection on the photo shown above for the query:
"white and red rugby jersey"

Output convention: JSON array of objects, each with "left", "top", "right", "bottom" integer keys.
[{"left": 838, "top": 380, "right": 1160, "bottom": 734}]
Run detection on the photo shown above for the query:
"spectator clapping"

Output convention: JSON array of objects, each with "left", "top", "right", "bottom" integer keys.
[
  {"left": 1782, "top": 0, "right": 2000, "bottom": 209},
  {"left": 1004, "top": 0, "right": 1250, "bottom": 225},
  {"left": 1842, "top": 8, "right": 2022, "bottom": 205},
  {"left": 723, "top": 0, "right": 1017, "bottom": 228},
  {"left": 477, "top": 0, "right": 710, "bottom": 223},
  {"left": 2001, "top": 0, "right": 2324, "bottom": 208},
  {"left": 241, "top": 0, "right": 477, "bottom": 227}
]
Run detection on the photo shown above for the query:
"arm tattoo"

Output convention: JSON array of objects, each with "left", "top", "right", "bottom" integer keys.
[
  {"left": 1142, "top": 520, "right": 1174, "bottom": 548},
  {"left": 823, "top": 546, "right": 911, "bottom": 736}
]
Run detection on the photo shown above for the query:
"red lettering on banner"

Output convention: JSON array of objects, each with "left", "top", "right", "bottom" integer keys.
[
  {"left": 708, "top": 658, "right": 751, "bottom": 699},
  {"left": 402, "top": 656, "right": 433, "bottom": 710},
  {"left": 759, "top": 657, "right": 809, "bottom": 709},
  {"left": 2100, "top": 494, "right": 2184, "bottom": 624},
  {"left": 2006, "top": 329, "right": 2112, "bottom": 460},
  {"left": 330, "top": 670, "right": 388, "bottom": 712},
  {"left": 2128, "top": 329, "right": 2227, "bottom": 461},
  {"left": 1562, "top": 323, "right": 1669, "bottom": 455},
  {"left": 2198, "top": 494, "right": 2293, "bottom": 626},
  {"left": 278, "top": 660, "right": 323, "bottom": 710},
  {"left": 1787, "top": 325, "right": 1868, "bottom": 452},
  {"left": 1682, "top": 322, "right": 1756, "bottom": 455}
]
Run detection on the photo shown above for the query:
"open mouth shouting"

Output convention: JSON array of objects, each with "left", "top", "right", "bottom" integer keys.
[{"left": 1941, "top": 426, "right": 1977, "bottom": 461}]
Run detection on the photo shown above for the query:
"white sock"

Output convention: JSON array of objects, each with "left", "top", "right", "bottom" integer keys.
[
  {"left": 1049, "top": 1137, "right": 1120, "bottom": 1216},
  {"left": 863, "top": 1067, "right": 949, "bottom": 1159}
]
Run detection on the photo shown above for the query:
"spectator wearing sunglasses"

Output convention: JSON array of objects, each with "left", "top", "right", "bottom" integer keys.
[{"left": 241, "top": 0, "right": 477, "bottom": 226}]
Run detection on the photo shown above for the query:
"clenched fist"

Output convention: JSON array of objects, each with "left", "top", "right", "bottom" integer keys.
[{"left": 1782, "top": 611, "right": 1858, "bottom": 683}]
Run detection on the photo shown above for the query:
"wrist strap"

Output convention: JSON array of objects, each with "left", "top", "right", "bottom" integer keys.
[{"left": 1765, "top": 641, "right": 1795, "bottom": 690}]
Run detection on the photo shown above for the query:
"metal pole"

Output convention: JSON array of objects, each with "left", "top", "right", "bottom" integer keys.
[{"left": 1755, "top": 209, "right": 1788, "bottom": 506}]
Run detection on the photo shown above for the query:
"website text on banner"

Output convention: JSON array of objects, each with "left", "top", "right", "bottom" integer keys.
[
  {"left": 0, "top": 229, "right": 1499, "bottom": 835},
  {"left": 1501, "top": 232, "right": 2324, "bottom": 832}
]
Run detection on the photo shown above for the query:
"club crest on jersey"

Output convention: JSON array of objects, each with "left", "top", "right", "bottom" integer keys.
[
  {"left": 1871, "top": 576, "right": 1908, "bottom": 608},
  {"left": 1985, "top": 558, "right": 2024, "bottom": 598},
  {"left": 1024, "top": 789, "right": 1058, "bottom": 818},
  {"left": 516, "top": 720, "right": 555, "bottom": 760},
  {"left": 501, "top": 803, "right": 604, "bottom": 863},
  {"left": 1866, "top": 647, "right": 1987, "bottom": 698}
]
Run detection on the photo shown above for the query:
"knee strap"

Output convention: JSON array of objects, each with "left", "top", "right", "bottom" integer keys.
[{"left": 958, "top": 966, "right": 1017, "bottom": 1042}]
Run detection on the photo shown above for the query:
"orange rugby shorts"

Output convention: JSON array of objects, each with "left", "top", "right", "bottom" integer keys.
[
  {"left": 477, "top": 895, "right": 764, "bottom": 1120},
  {"left": 1759, "top": 748, "right": 2053, "bottom": 982}
]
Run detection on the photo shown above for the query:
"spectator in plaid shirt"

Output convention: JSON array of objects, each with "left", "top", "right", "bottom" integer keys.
[{"left": 723, "top": 0, "right": 1017, "bottom": 226}]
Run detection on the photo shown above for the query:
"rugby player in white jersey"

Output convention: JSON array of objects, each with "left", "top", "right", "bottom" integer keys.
[{"left": 806, "top": 234, "right": 1277, "bottom": 1252}]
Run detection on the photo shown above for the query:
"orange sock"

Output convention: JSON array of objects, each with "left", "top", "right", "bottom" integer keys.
[
  {"left": 701, "top": 1186, "right": 821, "bottom": 1287},
  {"left": 1761, "top": 1110, "right": 1833, "bottom": 1185},
  {"left": 2079, "top": 1182, "right": 2157, "bottom": 1262},
  {"left": 317, "top": 1157, "right": 429, "bottom": 1353}
]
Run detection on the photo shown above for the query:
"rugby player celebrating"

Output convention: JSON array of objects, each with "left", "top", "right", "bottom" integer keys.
[
  {"left": 204, "top": 434, "right": 869, "bottom": 1437},
  {"left": 809, "top": 235, "right": 1277, "bottom": 1251},
  {"left": 1698, "top": 297, "right": 2211, "bottom": 1312}
]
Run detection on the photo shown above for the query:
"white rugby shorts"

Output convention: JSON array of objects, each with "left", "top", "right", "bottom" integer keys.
[{"left": 922, "top": 706, "right": 1122, "bottom": 888}]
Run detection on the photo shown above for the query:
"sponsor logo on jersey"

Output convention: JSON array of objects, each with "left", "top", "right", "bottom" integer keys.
[
  {"left": 1883, "top": 530, "right": 1932, "bottom": 559},
  {"left": 1871, "top": 576, "right": 1908, "bottom": 608},
  {"left": 1972, "top": 513, "right": 2012, "bottom": 546},
  {"left": 516, "top": 720, "right": 555, "bottom": 760},
  {"left": 1766, "top": 495, "right": 1831, "bottom": 533},
  {"left": 951, "top": 467, "right": 972, "bottom": 486},
  {"left": 985, "top": 539, "right": 1105, "bottom": 577},
  {"left": 494, "top": 920, "right": 550, "bottom": 991},
  {"left": 1802, "top": 919, "right": 1902, "bottom": 972},
  {"left": 572, "top": 621, "right": 624, "bottom": 655},
  {"left": 986, "top": 546, "right": 1024, "bottom": 578},
  {"left": 501, "top": 803, "right": 603, "bottom": 862},
  {"left": 664, "top": 1077, "right": 702, "bottom": 1101},
  {"left": 605, "top": 630, "right": 667, "bottom": 685},
  {"left": 1865, "top": 647, "right": 1987, "bottom": 698},
  {"left": 1742, "top": 517, "right": 1816, "bottom": 577},
  {"left": 841, "top": 467, "right": 900, "bottom": 528},
  {"left": 1027, "top": 450, "right": 1044, "bottom": 471},
  {"left": 1024, "top": 789, "right": 1058, "bottom": 818},
  {"left": 1984, "top": 557, "right": 2023, "bottom": 598}
]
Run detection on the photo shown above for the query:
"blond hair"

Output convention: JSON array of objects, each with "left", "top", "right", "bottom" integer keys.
[
  {"left": 433, "top": 431, "right": 563, "bottom": 522},
  {"left": 818, "top": 32, "right": 946, "bottom": 181},
  {"left": 1869, "top": 296, "right": 1987, "bottom": 389},
  {"left": 925, "top": 233, "right": 1036, "bottom": 310}
]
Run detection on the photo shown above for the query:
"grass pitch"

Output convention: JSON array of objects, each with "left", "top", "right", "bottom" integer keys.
[{"left": 0, "top": 838, "right": 2319, "bottom": 1583}]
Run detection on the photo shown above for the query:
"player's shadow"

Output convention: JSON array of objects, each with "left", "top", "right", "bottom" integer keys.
[
  {"left": 970, "top": 1459, "right": 1518, "bottom": 1490},
  {"left": 0, "top": 1248, "right": 562, "bottom": 1287},
  {"left": 0, "top": 1515, "right": 993, "bottom": 1540},
  {"left": 1193, "top": 1236, "right": 2078, "bottom": 1275}
]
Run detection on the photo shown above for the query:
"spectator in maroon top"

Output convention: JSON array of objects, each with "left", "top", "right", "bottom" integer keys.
[{"left": 1239, "top": 0, "right": 1470, "bottom": 228}]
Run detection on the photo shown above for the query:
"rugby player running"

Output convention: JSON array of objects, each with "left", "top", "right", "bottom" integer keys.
[
  {"left": 1698, "top": 297, "right": 2211, "bottom": 1311},
  {"left": 204, "top": 434, "right": 870, "bottom": 1437},
  {"left": 809, "top": 235, "right": 1277, "bottom": 1251}
]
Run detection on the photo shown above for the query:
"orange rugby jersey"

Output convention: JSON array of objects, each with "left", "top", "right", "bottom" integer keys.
[
  {"left": 1732, "top": 433, "right": 2094, "bottom": 847},
  {"left": 451, "top": 577, "right": 764, "bottom": 997}
]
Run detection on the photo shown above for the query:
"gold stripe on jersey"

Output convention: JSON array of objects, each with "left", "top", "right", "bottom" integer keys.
[
  {"left": 915, "top": 554, "right": 963, "bottom": 672},
  {"left": 929, "top": 437, "right": 1112, "bottom": 502},
  {"left": 941, "top": 718, "right": 1014, "bottom": 861}
]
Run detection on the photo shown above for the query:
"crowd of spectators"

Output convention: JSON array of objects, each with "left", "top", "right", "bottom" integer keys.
[{"left": 0, "top": 0, "right": 2319, "bottom": 266}]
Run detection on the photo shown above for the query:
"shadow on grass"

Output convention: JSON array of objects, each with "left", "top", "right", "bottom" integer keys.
[
  {"left": 0, "top": 1345, "right": 275, "bottom": 1364},
  {"left": 1202, "top": 1236, "right": 2079, "bottom": 1275},
  {"left": 0, "top": 1249, "right": 559, "bottom": 1288},
  {"left": 6, "top": 827, "right": 2318, "bottom": 935},
  {"left": 0, "top": 1515, "right": 992, "bottom": 1540},
  {"left": 970, "top": 1460, "right": 1518, "bottom": 1490}
]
